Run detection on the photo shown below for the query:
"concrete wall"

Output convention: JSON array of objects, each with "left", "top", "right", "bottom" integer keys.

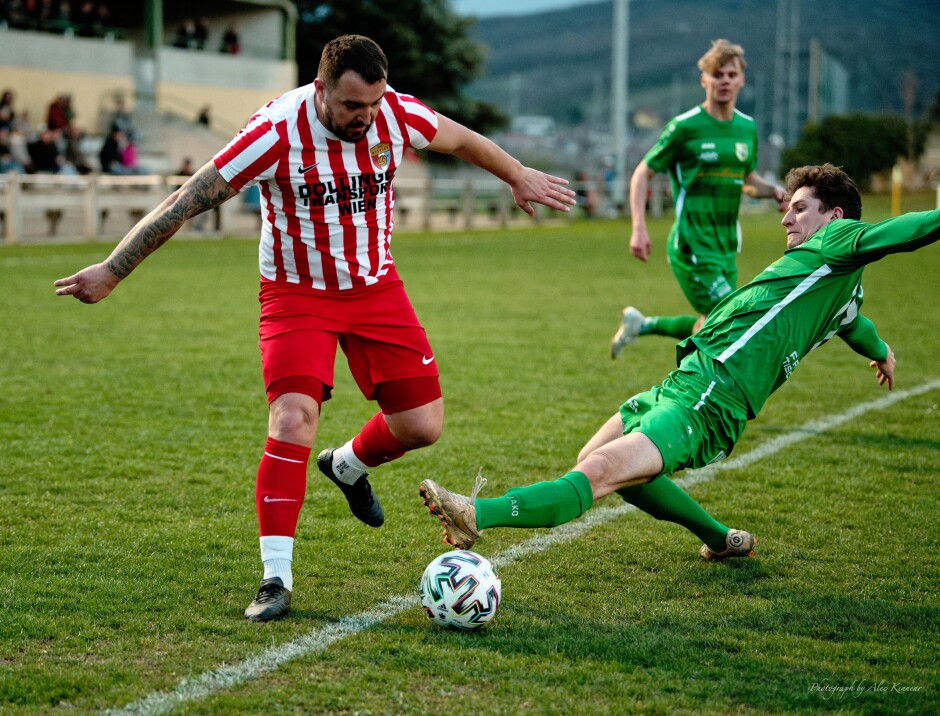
[
  {"left": 0, "top": 18, "right": 297, "bottom": 137},
  {"left": 156, "top": 46, "right": 296, "bottom": 132},
  {"left": 0, "top": 28, "right": 135, "bottom": 131}
]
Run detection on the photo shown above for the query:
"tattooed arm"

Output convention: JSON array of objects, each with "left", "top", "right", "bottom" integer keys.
[{"left": 53, "top": 162, "right": 238, "bottom": 303}]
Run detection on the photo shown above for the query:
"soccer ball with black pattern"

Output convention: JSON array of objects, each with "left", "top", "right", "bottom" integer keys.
[{"left": 420, "top": 550, "right": 501, "bottom": 630}]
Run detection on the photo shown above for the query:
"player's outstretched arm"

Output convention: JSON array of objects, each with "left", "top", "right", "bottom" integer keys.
[
  {"left": 870, "top": 344, "right": 895, "bottom": 391},
  {"left": 53, "top": 162, "right": 237, "bottom": 303},
  {"left": 426, "top": 115, "right": 575, "bottom": 216}
]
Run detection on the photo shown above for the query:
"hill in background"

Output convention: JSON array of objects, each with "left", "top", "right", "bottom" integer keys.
[{"left": 465, "top": 0, "right": 940, "bottom": 142}]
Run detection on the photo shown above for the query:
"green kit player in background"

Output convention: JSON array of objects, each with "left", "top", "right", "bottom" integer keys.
[
  {"left": 422, "top": 164, "right": 939, "bottom": 559},
  {"left": 611, "top": 38, "right": 787, "bottom": 358}
]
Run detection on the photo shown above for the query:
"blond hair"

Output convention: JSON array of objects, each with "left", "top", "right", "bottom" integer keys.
[{"left": 697, "top": 39, "right": 747, "bottom": 74}]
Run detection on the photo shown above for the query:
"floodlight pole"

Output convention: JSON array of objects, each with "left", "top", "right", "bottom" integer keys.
[{"left": 611, "top": 0, "right": 629, "bottom": 215}]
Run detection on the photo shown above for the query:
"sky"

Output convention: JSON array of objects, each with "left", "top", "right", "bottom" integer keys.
[{"left": 449, "top": 0, "right": 602, "bottom": 18}]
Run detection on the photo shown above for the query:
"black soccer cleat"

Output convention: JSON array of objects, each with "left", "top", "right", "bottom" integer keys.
[
  {"left": 317, "top": 448, "right": 385, "bottom": 527},
  {"left": 244, "top": 577, "right": 292, "bottom": 622}
]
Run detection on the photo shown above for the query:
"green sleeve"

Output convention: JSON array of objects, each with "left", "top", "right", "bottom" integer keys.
[
  {"left": 825, "top": 209, "right": 940, "bottom": 271},
  {"left": 838, "top": 312, "right": 888, "bottom": 361},
  {"left": 644, "top": 120, "right": 680, "bottom": 173}
]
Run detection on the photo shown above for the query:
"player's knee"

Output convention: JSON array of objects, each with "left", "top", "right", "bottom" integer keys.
[
  {"left": 580, "top": 450, "right": 617, "bottom": 480},
  {"left": 576, "top": 444, "right": 593, "bottom": 463},
  {"left": 268, "top": 397, "right": 318, "bottom": 444},
  {"left": 394, "top": 419, "right": 442, "bottom": 449}
]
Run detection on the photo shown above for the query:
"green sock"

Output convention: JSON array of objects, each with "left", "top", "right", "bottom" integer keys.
[
  {"left": 644, "top": 315, "right": 697, "bottom": 339},
  {"left": 617, "top": 476, "right": 728, "bottom": 551},
  {"left": 476, "top": 472, "right": 594, "bottom": 529}
]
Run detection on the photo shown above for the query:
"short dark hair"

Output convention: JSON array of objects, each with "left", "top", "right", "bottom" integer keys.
[
  {"left": 317, "top": 35, "right": 388, "bottom": 90},
  {"left": 784, "top": 163, "right": 862, "bottom": 220}
]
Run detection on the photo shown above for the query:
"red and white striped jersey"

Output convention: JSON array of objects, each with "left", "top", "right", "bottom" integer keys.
[{"left": 214, "top": 84, "right": 438, "bottom": 290}]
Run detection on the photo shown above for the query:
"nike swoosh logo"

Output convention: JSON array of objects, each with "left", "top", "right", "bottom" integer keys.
[
  {"left": 298, "top": 162, "right": 319, "bottom": 174},
  {"left": 422, "top": 355, "right": 435, "bottom": 365},
  {"left": 263, "top": 495, "right": 300, "bottom": 503}
]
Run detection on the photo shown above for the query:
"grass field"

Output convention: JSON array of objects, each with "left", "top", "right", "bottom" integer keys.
[{"left": 2, "top": 193, "right": 939, "bottom": 715}]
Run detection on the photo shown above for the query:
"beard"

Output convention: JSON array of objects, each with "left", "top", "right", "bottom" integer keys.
[{"left": 323, "top": 109, "right": 370, "bottom": 144}]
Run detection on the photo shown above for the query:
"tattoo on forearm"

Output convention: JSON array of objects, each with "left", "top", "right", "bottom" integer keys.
[{"left": 106, "top": 167, "right": 236, "bottom": 279}]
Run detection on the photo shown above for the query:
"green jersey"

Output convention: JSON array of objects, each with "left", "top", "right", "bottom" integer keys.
[
  {"left": 679, "top": 210, "right": 940, "bottom": 417},
  {"left": 644, "top": 105, "right": 758, "bottom": 262}
]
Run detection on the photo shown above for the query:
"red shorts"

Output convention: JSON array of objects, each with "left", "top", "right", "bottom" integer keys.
[{"left": 258, "top": 269, "right": 440, "bottom": 407}]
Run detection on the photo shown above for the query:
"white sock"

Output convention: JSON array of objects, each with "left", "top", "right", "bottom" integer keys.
[
  {"left": 260, "top": 535, "right": 294, "bottom": 592},
  {"left": 331, "top": 440, "right": 368, "bottom": 485}
]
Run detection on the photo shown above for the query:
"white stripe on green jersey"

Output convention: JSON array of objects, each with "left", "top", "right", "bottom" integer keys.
[{"left": 679, "top": 209, "right": 940, "bottom": 418}]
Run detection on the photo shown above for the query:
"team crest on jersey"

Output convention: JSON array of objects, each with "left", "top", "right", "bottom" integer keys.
[
  {"left": 735, "top": 142, "right": 749, "bottom": 162},
  {"left": 370, "top": 142, "right": 391, "bottom": 169}
]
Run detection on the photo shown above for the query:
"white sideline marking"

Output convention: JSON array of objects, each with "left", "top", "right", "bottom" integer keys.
[{"left": 105, "top": 379, "right": 940, "bottom": 716}]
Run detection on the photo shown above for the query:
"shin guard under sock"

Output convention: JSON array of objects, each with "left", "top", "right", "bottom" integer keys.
[
  {"left": 476, "top": 472, "right": 594, "bottom": 529},
  {"left": 617, "top": 475, "right": 729, "bottom": 550},
  {"left": 256, "top": 437, "right": 310, "bottom": 538}
]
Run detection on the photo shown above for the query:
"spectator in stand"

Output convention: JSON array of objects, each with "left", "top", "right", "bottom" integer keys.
[
  {"left": 196, "top": 105, "right": 211, "bottom": 127},
  {"left": 38, "top": 0, "right": 71, "bottom": 33},
  {"left": 52, "top": 1, "right": 73, "bottom": 33},
  {"left": 109, "top": 96, "right": 135, "bottom": 139},
  {"left": 0, "top": 89, "right": 17, "bottom": 131},
  {"left": 3, "top": 0, "right": 29, "bottom": 29},
  {"left": 93, "top": 0, "right": 107, "bottom": 31},
  {"left": 46, "top": 94, "right": 74, "bottom": 133},
  {"left": 175, "top": 157, "right": 195, "bottom": 176},
  {"left": 28, "top": 127, "right": 76, "bottom": 174},
  {"left": 0, "top": 125, "right": 28, "bottom": 174},
  {"left": 36, "top": 0, "right": 53, "bottom": 27},
  {"left": 220, "top": 23, "right": 240, "bottom": 54},
  {"left": 193, "top": 17, "right": 208, "bottom": 50},
  {"left": 6, "top": 124, "right": 32, "bottom": 171},
  {"left": 173, "top": 18, "right": 198, "bottom": 49},
  {"left": 119, "top": 134, "right": 142, "bottom": 173},
  {"left": 72, "top": 0, "right": 105, "bottom": 35},
  {"left": 575, "top": 170, "right": 598, "bottom": 219},
  {"left": 99, "top": 128, "right": 132, "bottom": 174},
  {"left": 72, "top": 0, "right": 94, "bottom": 34},
  {"left": 21, "top": 0, "right": 38, "bottom": 24},
  {"left": 63, "top": 124, "right": 92, "bottom": 174}
]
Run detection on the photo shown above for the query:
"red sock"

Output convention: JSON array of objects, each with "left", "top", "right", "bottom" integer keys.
[
  {"left": 256, "top": 437, "right": 310, "bottom": 537},
  {"left": 351, "top": 412, "right": 408, "bottom": 467}
]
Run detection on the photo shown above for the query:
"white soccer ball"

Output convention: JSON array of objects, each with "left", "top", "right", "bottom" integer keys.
[{"left": 420, "top": 550, "right": 501, "bottom": 630}]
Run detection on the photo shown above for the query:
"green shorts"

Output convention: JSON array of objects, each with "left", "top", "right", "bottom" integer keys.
[
  {"left": 619, "top": 351, "right": 749, "bottom": 476},
  {"left": 668, "top": 252, "right": 737, "bottom": 315}
]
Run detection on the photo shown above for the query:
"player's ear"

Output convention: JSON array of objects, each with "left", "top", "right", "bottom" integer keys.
[{"left": 831, "top": 206, "right": 844, "bottom": 220}]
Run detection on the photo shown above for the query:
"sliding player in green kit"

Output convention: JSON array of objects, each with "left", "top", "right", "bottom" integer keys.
[{"left": 421, "top": 164, "right": 939, "bottom": 559}]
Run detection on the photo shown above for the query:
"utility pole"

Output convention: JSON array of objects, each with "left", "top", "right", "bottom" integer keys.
[
  {"left": 611, "top": 0, "right": 629, "bottom": 215},
  {"left": 772, "top": 0, "right": 787, "bottom": 145},
  {"left": 786, "top": 0, "right": 801, "bottom": 145}
]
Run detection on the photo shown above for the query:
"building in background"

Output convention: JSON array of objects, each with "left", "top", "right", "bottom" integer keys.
[{"left": 0, "top": 0, "right": 296, "bottom": 171}]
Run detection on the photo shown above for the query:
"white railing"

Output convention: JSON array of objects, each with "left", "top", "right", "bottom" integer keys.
[
  {"left": 0, "top": 172, "right": 576, "bottom": 245},
  {"left": 0, "top": 173, "right": 230, "bottom": 245}
]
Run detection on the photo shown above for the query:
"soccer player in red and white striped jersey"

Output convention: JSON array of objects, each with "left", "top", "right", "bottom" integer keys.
[{"left": 54, "top": 34, "right": 575, "bottom": 622}]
